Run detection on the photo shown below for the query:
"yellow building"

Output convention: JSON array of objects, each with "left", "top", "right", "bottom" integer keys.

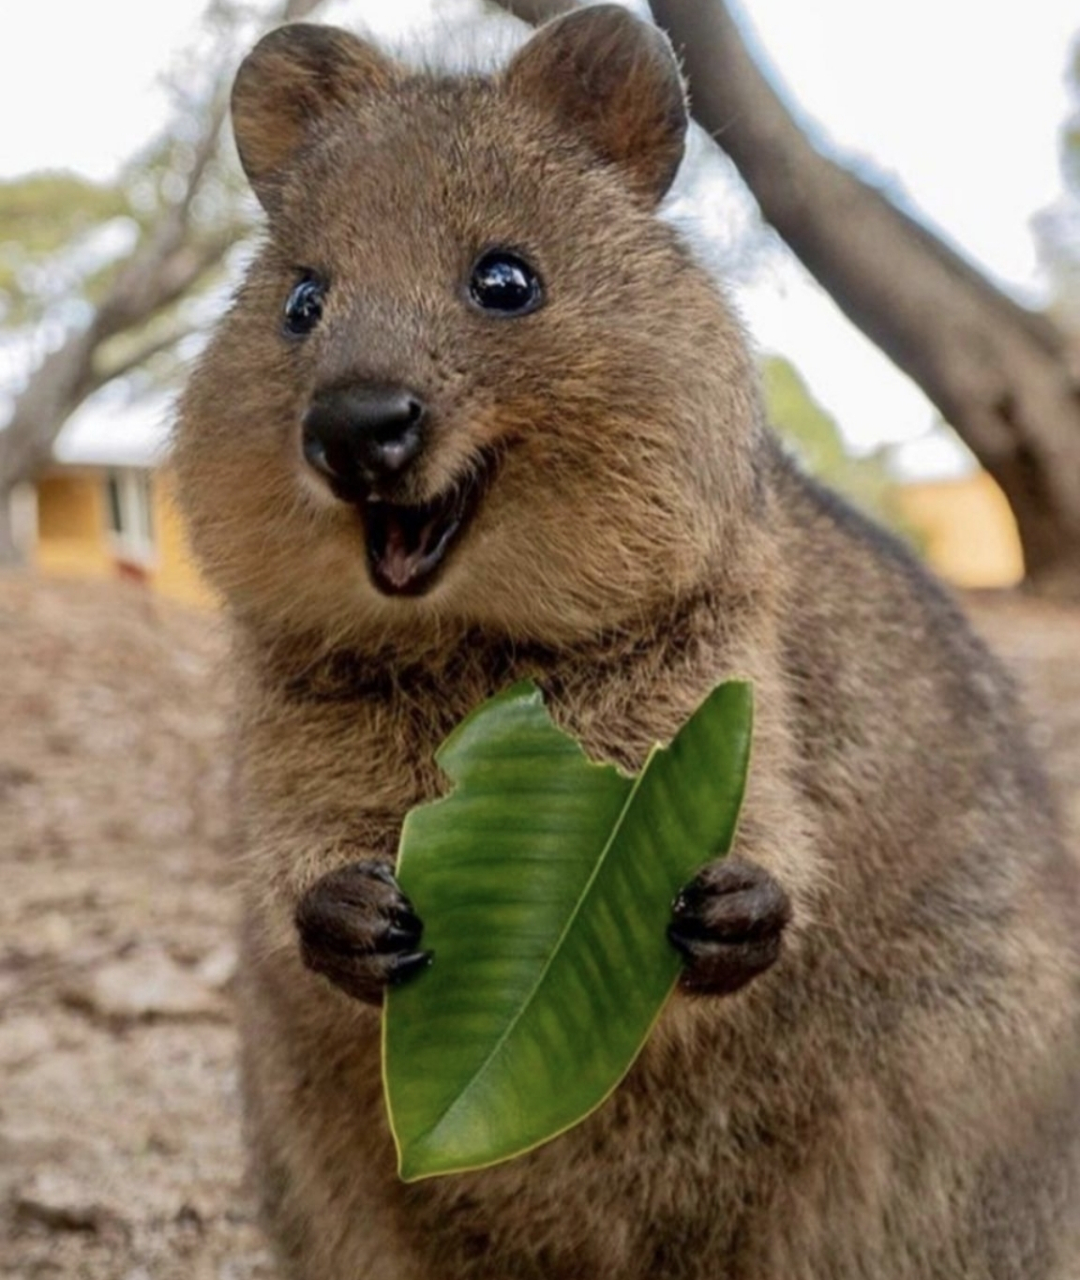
[
  {"left": 30, "top": 462, "right": 212, "bottom": 607},
  {"left": 19, "top": 389, "right": 212, "bottom": 606},
  {"left": 897, "top": 470, "right": 1023, "bottom": 590},
  {"left": 27, "top": 398, "right": 1023, "bottom": 604},
  {"left": 29, "top": 460, "right": 1023, "bottom": 604}
]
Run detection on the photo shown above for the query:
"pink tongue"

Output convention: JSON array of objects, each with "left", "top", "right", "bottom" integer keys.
[{"left": 380, "top": 512, "right": 429, "bottom": 589}]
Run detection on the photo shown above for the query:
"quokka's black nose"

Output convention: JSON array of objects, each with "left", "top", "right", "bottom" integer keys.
[{"left": 302, "top": 385, "right": 426, "bottom": 497}]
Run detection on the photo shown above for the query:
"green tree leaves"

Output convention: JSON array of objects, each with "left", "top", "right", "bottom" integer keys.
[
  {"left": 383, "top": 679, "right": 752, "bottom": 1181},
  {"left": 762, "top": 355, "right": 911, "bottom": 536}
]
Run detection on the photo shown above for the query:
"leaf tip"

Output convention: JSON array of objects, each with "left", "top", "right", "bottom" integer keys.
[{"left": 394, "top": 1137, "right": 457, "bottom": 1183}]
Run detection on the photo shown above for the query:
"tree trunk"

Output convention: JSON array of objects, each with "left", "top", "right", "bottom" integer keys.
[
  {"left": 0, "top": 331, "right": 100, "bottom": 497},
  {"left": 0, "top": 486, "right": 22, "bottom": 569},
  {"left": 497, "top": 0, "right": 1080, "bottom": 595}
]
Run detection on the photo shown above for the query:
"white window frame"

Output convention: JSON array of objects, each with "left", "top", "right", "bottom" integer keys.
[{"left": 104, "top": 468, "right": 156, "bottom": 566}]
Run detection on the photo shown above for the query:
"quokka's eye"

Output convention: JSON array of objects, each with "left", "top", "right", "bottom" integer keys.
[
  {"left": 468, "top": 250, "right": 543, "bottom": 317},
  {"left": 283, "top": 273, "right": 327, "bottom": 338}
]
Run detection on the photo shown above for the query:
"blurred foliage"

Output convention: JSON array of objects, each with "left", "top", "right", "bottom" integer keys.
[
  {"left": 762, "top": 354, "right": 918, "bottom": 543},
  {"left": 0, "top": 140, "right": 247, "bottom": 337},
  {"left": 0, "top": 173, "right": 132, "bottom": 327},
  {"left": 0, "top": 0, "right": 264, "bottom": 398},
  {"left": 0, "top": 0, "right": 331, "bottom": 564},
  {"left": 0, "top": 173, "right": 128, "bottom": 263}
]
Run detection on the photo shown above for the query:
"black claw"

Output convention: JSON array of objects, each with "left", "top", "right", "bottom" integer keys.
[
  {"left": 391, "top": 905, "right": 423, "bottom": 934},
  {"left": 380, "top": 922, "right": 424, "bottom": 952},
  {"left": 387, "top": 949, "right": 434, "bottom": 987},
  {"left": 666, "top": 921, "right": 707, "bottom": 956},
  {"left": 671, "top": 883, "right": 706, "bottom": 918}
]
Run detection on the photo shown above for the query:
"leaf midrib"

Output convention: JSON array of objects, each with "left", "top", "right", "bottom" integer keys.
[{"left": 408, "top": 744, "right": 660, "bottom": 1154}]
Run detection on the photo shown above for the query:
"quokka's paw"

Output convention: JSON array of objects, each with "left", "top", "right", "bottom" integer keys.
[
  {"left": 667, "top": 856, "right": 791, "bottom": 997},
  {"left": 295, "top": 860, "right": 431, "bottom": 1005}
]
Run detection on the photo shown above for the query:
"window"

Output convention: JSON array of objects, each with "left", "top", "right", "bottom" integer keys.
[{"left": 104, "top": 469, "right": 155, "bottom": 565}]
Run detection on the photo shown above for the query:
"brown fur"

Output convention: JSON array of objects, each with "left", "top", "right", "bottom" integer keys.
[{"left": 172, "top": 8, "right": 1080, "bottom": 1277}]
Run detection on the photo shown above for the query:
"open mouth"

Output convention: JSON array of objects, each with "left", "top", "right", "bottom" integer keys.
[{"left": 360, "top": 458, "right": 493, "bottom": 597}]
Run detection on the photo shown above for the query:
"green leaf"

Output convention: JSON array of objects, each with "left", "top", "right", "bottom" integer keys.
[{"left": 383, "top": 679, "right": 753, "bottom": 1182}]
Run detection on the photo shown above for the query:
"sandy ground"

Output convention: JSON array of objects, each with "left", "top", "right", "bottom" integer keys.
[{"left": 1, "top": 573, "right": 1078, "bottom": 1279}]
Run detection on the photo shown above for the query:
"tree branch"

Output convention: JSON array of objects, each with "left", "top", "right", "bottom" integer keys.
[
  {"left": 281, "top": 0, "right": 326, "bottom": 19},
  {"left": 0, "top": 0, "right": 329, "bottom": 553},
  {"left": 95, "top": 230, "right": 235, "bottom": 338},
  {"left": 647, "top": 0, "right": 1080, "bottom": 581},
  {"left": 493, "top": 0, "right": 574, "bottom": 21},
  {"left": 89, "top": 326, "right": 195, "bottom": 395},
  {"left": 492, "top": 0, "right": 1080, "bottom": 589}
]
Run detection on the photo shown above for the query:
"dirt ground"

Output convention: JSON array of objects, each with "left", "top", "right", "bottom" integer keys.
[{"left": 1, "top": 573, "right": 1079, "bottom": 1279}]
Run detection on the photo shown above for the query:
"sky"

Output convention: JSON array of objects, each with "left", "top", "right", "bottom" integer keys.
[
  {"left": 1, "top": 0, "right": 1077, "bottom": 476},
  {"left": 730, "top": 0, "right": 1078, "bottom": 475}
]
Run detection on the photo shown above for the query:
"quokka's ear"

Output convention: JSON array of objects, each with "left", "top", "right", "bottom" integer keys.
[
  {"left": 231, "top": 23, "right": 399, "bottom": 210},
  {"left": 504, "top": 5, "right": 687, "bottom": 206}
]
